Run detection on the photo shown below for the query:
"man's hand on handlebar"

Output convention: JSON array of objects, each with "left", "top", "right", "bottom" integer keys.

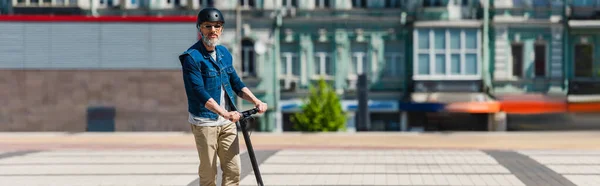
[
  {"left": 254, "top": 101, "right": 268, "bottom": 114},
  {"left": 223, "top": 111, "right": 241, "bottom": 123}
]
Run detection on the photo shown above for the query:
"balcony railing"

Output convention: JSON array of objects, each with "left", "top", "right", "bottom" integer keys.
[{"left": 493, "top": 7, "right": 565, "bottom": 19}]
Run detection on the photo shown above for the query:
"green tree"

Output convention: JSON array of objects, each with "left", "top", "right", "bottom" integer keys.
[{"left": 291, "top": 78, "right": 347, "bottom": 132}]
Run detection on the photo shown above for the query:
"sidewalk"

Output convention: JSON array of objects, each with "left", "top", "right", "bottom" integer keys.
[
  {"left": 2, "top": 131, "right": 600, "bottom": 151},
  {"left": 2, "top": 131, "right": 600, "bottom": 186}
]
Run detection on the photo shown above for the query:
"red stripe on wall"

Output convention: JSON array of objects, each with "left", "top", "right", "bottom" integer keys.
[{"left": 0, "top": 15, "right": 196, "bottom": 22}]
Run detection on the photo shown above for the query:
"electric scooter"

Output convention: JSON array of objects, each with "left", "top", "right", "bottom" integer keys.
[{"left": 239, "top": 107, "right": 264, "bottom": 186}]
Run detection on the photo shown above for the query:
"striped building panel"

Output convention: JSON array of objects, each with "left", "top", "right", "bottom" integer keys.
[
  {"left": 0, "top": 23, "right": 25, "bottom": 68},
  {"left": 50, "top": 23, "right": 101, "bottom": 69},
  {"left": 23, "top": 23, "right": 51, "bottom": 68},
  {"left": 149, "top": 23, "right": 195, "bottom": 69},
  {"left": 99, "top": 23, "right": 151, "bottom": 69}
]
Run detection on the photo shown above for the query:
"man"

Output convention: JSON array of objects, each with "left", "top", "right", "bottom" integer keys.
[{"left": 178, "top": 7, "right": 268, "bottom": 186}]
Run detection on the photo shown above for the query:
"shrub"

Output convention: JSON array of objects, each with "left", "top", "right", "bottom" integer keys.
[{"left": 291, "top": 78, "right": 347, "bottom": 132}]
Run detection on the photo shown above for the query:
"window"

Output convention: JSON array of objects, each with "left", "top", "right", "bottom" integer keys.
[
  {"left": 199, "top": 0, "right": 214, "bottom": 7},
  {"left": 163, "top": 0, "right": 173, "bottom": 8},
  {"left": 572, "top": 0, "right": 597, "bottom": 6},
  {"left": 313, "top": 43, "right": 333, "bottom": 79},
  {"left": 241, "top": 39, "right": 256, "bottom": 77},
  {"left": 383, "top": 41, "right": 404, "bottom": 78},
  {"left": 352, "top": 0, "right": 367, "bottom": 8},
  {"left": 533, "top": 0, "right": 550, "bottom": 7},
  {"left": 385, "top": 0, "right": 402, "bottom": 8},
  {"left": 315, "top": 0, "right": 330, "bottom": 8},
  {"left": 97, "top": 0, "right": 105, "bottom": 7},
  {"left": 511, "top": 43, "right": 524, "bottom": 78},
  {"left": 282, "top": 0, "right": 297, "bottom": 7},
  {"left": 349, "top": 42, "right": 368, "bottom": 79},
  {"left": 422, "top": 0, "right": 467, "bottom": 7},
  {"left": 365, "top": 0, "right": 401, "bottom": 8},
  {"left": 423, "top": 0, "right": 446, "bottom": 7},
  {"left": 280, "top": 43, "right": 300, "bottom": 79},
  {"left": 366, "top": 0, "right": 384, "bottom": 7},
  {"left": 414, "top": 28, "right": 480, "bottom": 79},
  {"left": 574, "top": 44, "right": 594, "bottom": 77},
  {"left": 239, "top": 0, "right": 255, "bottom": 8},
  {"left": 534, "top": 43, "right": 546, "bottom": 77}
]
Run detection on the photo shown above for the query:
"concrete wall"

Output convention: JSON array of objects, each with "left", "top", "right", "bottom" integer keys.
[{"left": 0, "top": 70, "right": 190, "bottom": 131}]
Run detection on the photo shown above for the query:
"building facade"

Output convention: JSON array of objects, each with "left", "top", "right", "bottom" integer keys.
[
  {"left": 491, "top": 0, "right": 566, "bottom": 96},
  {"left": 1, "top": 0, "right": 599, "bottom": 132},
  {"left": 567, "top": 0, "right": 600, "bottom": 102}
]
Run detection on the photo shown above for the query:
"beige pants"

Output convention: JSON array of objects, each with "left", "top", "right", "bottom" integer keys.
[{"left": 191, "top": 122, "right": 241, "bottom": 186}]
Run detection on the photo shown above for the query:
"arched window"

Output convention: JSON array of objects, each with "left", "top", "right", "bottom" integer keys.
[{"left": 241, "top": 39, "right": 256, "bottom": 77}]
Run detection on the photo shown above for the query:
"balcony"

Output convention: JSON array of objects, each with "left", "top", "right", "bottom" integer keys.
[
  {"left": 494, "top": 1, "right": 565, "bottom": 19},
  {"left": 415, "top": 0, "right": 482, "bottom": 20},
  {"left": 569, "top": 1, "right": 600, "bottom": 19}
]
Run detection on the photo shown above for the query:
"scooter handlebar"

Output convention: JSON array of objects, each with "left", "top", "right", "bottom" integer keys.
[{"left": 240, "top": 107, "right": 260, "bottom": 119}]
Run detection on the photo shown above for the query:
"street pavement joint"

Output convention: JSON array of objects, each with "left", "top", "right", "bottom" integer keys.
[
  {"left": 0, "top": 150, "right": 41, "bottom": 160},
  {"left": 484, "top": 150, "right": 577, "bottom": 186}
]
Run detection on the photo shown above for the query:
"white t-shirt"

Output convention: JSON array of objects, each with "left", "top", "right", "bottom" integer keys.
[{"left": 188, "top": 50, "right": 231, "bottom": 126}]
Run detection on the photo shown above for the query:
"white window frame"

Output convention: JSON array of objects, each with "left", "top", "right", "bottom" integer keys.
[
  {"left": 413, "top": 28, "right": 482, "bottom": 80},
  {"left": 313, "top": 52, "right": 333, "bottom": 80},
  {"left": 163, "top": 0, "right": 174, "bottom": 8},
  {"left": 126, "top": 0, "right": 139, "bottom": 8},
  {"left": 96, "top": 0, "right": 107, "bottom": 8},
  {"left": 279, "top": 52, "right": 300, "bottom": 80},
  {"left": 18, "top": 0, "right": 46, "bottom": 6},
  {"left": 13, "top": 0, "right": 25, "bottom": 6},
  {"left": 348, "top": 52, "right": 367, "bottom": 80}
]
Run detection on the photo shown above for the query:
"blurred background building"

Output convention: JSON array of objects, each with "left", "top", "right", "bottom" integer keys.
[{"left": 0, "top": 0, "right": 599, "bottom": 132}]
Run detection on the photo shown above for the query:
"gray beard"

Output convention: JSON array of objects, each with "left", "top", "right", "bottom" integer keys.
[{"left": 201, "top": 33, "right": 220, "bottom": 47}]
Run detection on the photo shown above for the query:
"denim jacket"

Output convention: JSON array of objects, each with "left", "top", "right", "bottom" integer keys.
[{"left": 179, "top": 40, "right": 246, "bottom": 120}]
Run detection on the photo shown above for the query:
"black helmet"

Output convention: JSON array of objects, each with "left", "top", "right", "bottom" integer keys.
[{"left": 196, "top": 8, "right": 224, "bottom": 28}]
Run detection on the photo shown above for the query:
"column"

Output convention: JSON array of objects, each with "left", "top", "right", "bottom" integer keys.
[
  {"left": 493, "top": 26, "right": 509, "bottom": 80},
  {"left": 271, "top": 13, "right": 282, "bottom": 132},
  {"left": 369, "top": 32, "right": 384, "bottom": 84},
  {"left": 300, "top": 34, "right": 313, "bottom": 88},
  {"left": 334, "top": 29, "right": 350, "bottom": 93}
]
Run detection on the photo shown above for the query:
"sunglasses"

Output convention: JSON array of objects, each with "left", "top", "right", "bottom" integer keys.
[{"left": 202, "top": 24, "right": 223, "bottom": 29}]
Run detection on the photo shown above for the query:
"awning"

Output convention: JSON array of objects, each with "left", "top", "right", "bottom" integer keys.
[
  {"left": 568, "top": 102, "right": 600, "bottom": 113},
  {"left": 279, "top": 99, "right": 399, "bottom": 112},
  {"left": 567, "top": 95, "right": 600, "bottom": 112},
  {"left": 403, "top": 92, "right": 500, "bottom": 113},
  {"left": 496, "top": 94, "right": 567, "bottom": 114}
]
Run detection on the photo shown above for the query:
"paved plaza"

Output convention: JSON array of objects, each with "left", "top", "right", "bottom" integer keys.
[{"left": 1, "top": 132, "right": 600, "bottom": 186}]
